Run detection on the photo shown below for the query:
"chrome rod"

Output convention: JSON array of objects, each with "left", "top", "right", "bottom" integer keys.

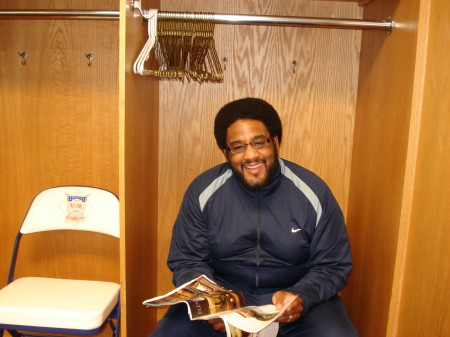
[
  {"left": 212, "top": 13, "right": 392, "bottom": 31},
  {"left": 0, "top": 9, "right": 393, "bottom": 33},
  {"left": 0, "top": 10, "right": 119, "bottom": 19},
  {"left": 154, "top": 11, "right": 392, "bottom": 32}
]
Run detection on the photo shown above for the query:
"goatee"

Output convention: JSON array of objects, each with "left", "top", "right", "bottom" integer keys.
[{"left": 229, "top": 154, "right": 279, "bottom": 191}]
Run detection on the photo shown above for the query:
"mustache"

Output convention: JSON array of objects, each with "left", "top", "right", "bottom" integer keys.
[{"left": 242, "top": 159, "right": 266, "bottom": 165}]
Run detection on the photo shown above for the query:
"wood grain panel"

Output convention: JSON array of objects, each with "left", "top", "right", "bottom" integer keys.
[
  {"left": 119, "top": 0, "right": 161, "bottom": 335},
  {"left": 0, "top": 1, "right": 119, "bottom": 336},
  {"left": 340, "top": 0, "right": 421, "bottom": 336},
  {"left": 156, "top": 0, "right": 362, "bottom": 321},
  {"left": 0, "top": 15, "right": 119, "bottom": 268},
  {"left": 394, "top": 0, "right": 450, "bottom": 335}
]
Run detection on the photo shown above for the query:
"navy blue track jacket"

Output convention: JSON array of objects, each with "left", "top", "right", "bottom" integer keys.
[{"left": 167, "top": 158, "right": 352, "bottom": 313}]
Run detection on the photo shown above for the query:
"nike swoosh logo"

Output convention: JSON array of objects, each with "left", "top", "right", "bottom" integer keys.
[{"left": 291, "top": 228, "right": 302, "bottom": 233}]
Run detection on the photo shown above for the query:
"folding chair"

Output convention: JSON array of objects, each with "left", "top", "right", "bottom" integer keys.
[{"left": 0, "top": 186, "right": 120, "bottom": 337}]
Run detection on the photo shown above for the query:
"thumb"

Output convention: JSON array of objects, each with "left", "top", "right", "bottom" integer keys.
[{"left": 272, "top": 291, "right": 285, "bottom": 310}]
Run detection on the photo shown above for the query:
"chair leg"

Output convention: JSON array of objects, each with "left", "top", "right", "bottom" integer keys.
[
  {"left": 108, "top": 318, "right": 120, "bottom": 337},
  {"left": 115, "top": 312, "right": 121, "bottom": 337},
  {"left": 6, "top": 330, "right": 21, "bottom": 337}
]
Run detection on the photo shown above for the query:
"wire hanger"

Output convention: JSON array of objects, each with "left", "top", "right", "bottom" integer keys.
[{"left": 133, "top": 11, "right": 224, "bottom": 83}]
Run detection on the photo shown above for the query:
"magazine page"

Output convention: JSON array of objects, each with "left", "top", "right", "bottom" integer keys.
[
  {"left": 187, "top": 291, "right": 245, "bottom": 318},
  {"left": 143, "top": 274, "right": 292, "bottom": 334},
  {"left": 224, "top": 320, "right": 243, "bottom": 337},
  {"left": 143, "top": 275, "right": 245, "bottom": 318},
  {"left": 250, "top": 323, "right": 279, "bottom": 337},
  {"left": 224, "top": 322, "right": 279, "bottom": 337},
  {"left": 143, "top": 275, "right": 230, "bottom": 306},
  {"left": 195, "top": 298, "right": 294, "bottom": 334}
]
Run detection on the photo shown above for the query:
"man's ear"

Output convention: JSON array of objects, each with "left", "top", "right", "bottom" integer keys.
[
  {"left": 273, "top": 136, "right": 280, "bottom": 148},
  {"left": 222, "top": 148, "right": 228, "bottom": 159}
]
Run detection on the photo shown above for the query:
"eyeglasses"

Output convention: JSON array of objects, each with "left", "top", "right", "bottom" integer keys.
[{"left": 227, "top": 138, "right": 271, "bottom": 154}]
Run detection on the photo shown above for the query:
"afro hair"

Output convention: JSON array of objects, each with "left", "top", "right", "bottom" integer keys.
[{"left": 214, "top": 97, "right": 282, "bottom": 150}]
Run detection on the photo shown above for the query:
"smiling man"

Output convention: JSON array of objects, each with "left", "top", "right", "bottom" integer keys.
[
  {"left": 224, "top": 119, "right": 279, "bottom": 191},
  {"left": 149, "top": 98, "right": 358, "bottom": 337}
]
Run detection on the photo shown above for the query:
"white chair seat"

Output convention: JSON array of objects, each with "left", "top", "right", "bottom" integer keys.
[{"left": 0, "top": 277, "right": 120, "bottom": 330}]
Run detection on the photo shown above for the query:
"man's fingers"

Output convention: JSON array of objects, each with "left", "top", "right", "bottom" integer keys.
[{"left": 208, "top": 318, "right": 226, "bottom": 332}]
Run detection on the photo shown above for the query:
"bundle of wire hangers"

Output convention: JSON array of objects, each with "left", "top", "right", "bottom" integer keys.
[{"left": 134, "top": 10, "right": 223, "bottom": 83}]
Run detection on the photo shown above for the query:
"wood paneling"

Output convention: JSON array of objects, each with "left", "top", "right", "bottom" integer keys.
[
  {"left": 393, "top": 0, "right": 450, "bottom": 335},
  {"left": 119, "top": 0, "right": 160, "bottom": 335},
  {"left": 340, "top": 0, "right": 421, "bottom": 336},
  {"left": 0, "top": 1, "right": 119, "bottom": 336},
  {"left": 156, "top": 0, "right": 363, "bottom": 321},
  {"left": 5, "top": 1, "right": 449, "bottom": 336}
]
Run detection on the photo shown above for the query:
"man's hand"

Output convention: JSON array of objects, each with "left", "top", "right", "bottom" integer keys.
[
  {"left": 208, "top": 318, "right": 226, "bottom": 334},
  {"left": 208, "top": 291, "right": 302, "bottom": 334},
  {"left": 272, "top": 291, "right": 303, "bottom": 324}
]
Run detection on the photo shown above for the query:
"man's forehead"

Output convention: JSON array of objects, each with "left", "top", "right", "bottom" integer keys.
[
  {"left": 226, "top": 120, "right": 269, "bottom": 143},
  {"left": 227, "top": 119, "right": 268, "bottom": 132},
  {"left": 229, "top": 134, "right": 266, "bottom": 144}
]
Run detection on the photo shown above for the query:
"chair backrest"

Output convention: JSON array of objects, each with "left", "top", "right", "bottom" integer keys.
[{"left": 20, "top": 186, "right": 119, "bottom": 238}]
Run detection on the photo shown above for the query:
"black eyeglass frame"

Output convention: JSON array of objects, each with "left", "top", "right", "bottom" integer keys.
[{"left": 226, "top": 137, "right": 272, "bottom": 154}]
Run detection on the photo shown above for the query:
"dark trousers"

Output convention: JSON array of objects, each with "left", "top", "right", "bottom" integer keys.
[{"left": 148, "top": 295, "right": 359, "bottom": 337}]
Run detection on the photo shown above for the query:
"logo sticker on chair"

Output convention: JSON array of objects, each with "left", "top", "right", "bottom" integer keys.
[{"left": 60, "top": 190, "right": 92, "bottom": 225}]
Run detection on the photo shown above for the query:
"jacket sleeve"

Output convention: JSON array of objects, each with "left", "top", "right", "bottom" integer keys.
[
  {"left": 284, "top": 189, "right": 353, "bottom": 313},
  {"left": 167, "top": 182, "right": 216, "bottom": 287}
]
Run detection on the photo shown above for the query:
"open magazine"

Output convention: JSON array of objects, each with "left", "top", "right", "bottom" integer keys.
[{"left": 143, "top": 275, "right": 293, "bottom": 337}]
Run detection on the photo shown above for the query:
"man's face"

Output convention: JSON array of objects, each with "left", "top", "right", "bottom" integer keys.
[{"left": 223, "top": 119, "right": 279, "bottom": 190}]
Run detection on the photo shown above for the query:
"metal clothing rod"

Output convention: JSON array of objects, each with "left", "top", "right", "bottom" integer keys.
[
  {"left": 0, "top": 10, "right": 119, "bottom": 20},
  {"left": 0, "top": 8, "right": 393, "bottom": 33},
  {"left": 211, "top": 13, "right": 392, "bottom": 31},
  {"left": 136, "top": 3, "right": 393, "bottom": 34}
]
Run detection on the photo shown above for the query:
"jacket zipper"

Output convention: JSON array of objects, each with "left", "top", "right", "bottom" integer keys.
[{"left": 256, "top": 191, "right": 261, "bottom": 288}]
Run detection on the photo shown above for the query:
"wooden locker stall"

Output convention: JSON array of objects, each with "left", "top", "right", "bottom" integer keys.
[
  {"left": 392, "top": 0, "right": 450, "bottom": 332},
  {"left": 2, "top": 0, "right": 450, "bottom": 336},
  {"left": 153, "top": 0, "right": 364, "bottom": 323},
  {"left": 341, "top": 0, "right": 422, "bottom": 336},
  {"left": 380, "top": 0, "right": 450, "bottom": 336},
  {"left": 0, "top": 1, "right": 120, "bottom": 337},
  {"left": 339, "top": 1, "right": 450, "bottom": 336},
  {"left": 129, "top": 0, "right": 450, "bottom": 336},
  {"left": 147, "top": 0, "right": 366, "bottom": 333}
]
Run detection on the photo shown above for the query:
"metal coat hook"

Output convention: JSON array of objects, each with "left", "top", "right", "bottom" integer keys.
[
  {"left": 290, "top": 60, "right": 297, "bottom": 74},
  {"left": 221, "top": 57, "right": 228, "bottom": 71},
  {"left": 85, "top": 53, "right": 94, "bottom": 67},
  {"left": 18, "top": 52, "right": 28, "bottom": 65}
]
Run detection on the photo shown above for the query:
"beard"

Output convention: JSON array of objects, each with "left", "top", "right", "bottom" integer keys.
[{"left": 228, "top": 147, "right": 279, "bottom": 191}]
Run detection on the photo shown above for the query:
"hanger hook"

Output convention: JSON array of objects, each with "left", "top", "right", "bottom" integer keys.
[
  {"left": 85, "top": 53, "right": 94, "bottom": 67},
  {"left": 290, "top": 60, "right": 297, "bottom": 74},
  {"left": 18, "top": 52, "right": 28, "bottom": 65},
  {"left": 221, "top": 57, "right": 228, "bottom": 71}
]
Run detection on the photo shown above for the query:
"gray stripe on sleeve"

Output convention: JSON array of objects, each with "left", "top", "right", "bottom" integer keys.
[
  {"left": 199, "top": 169, "right": 233, "bottom": 211},
  {"left": 280, "top": 159, "right": 323, "bottom": 227}
]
